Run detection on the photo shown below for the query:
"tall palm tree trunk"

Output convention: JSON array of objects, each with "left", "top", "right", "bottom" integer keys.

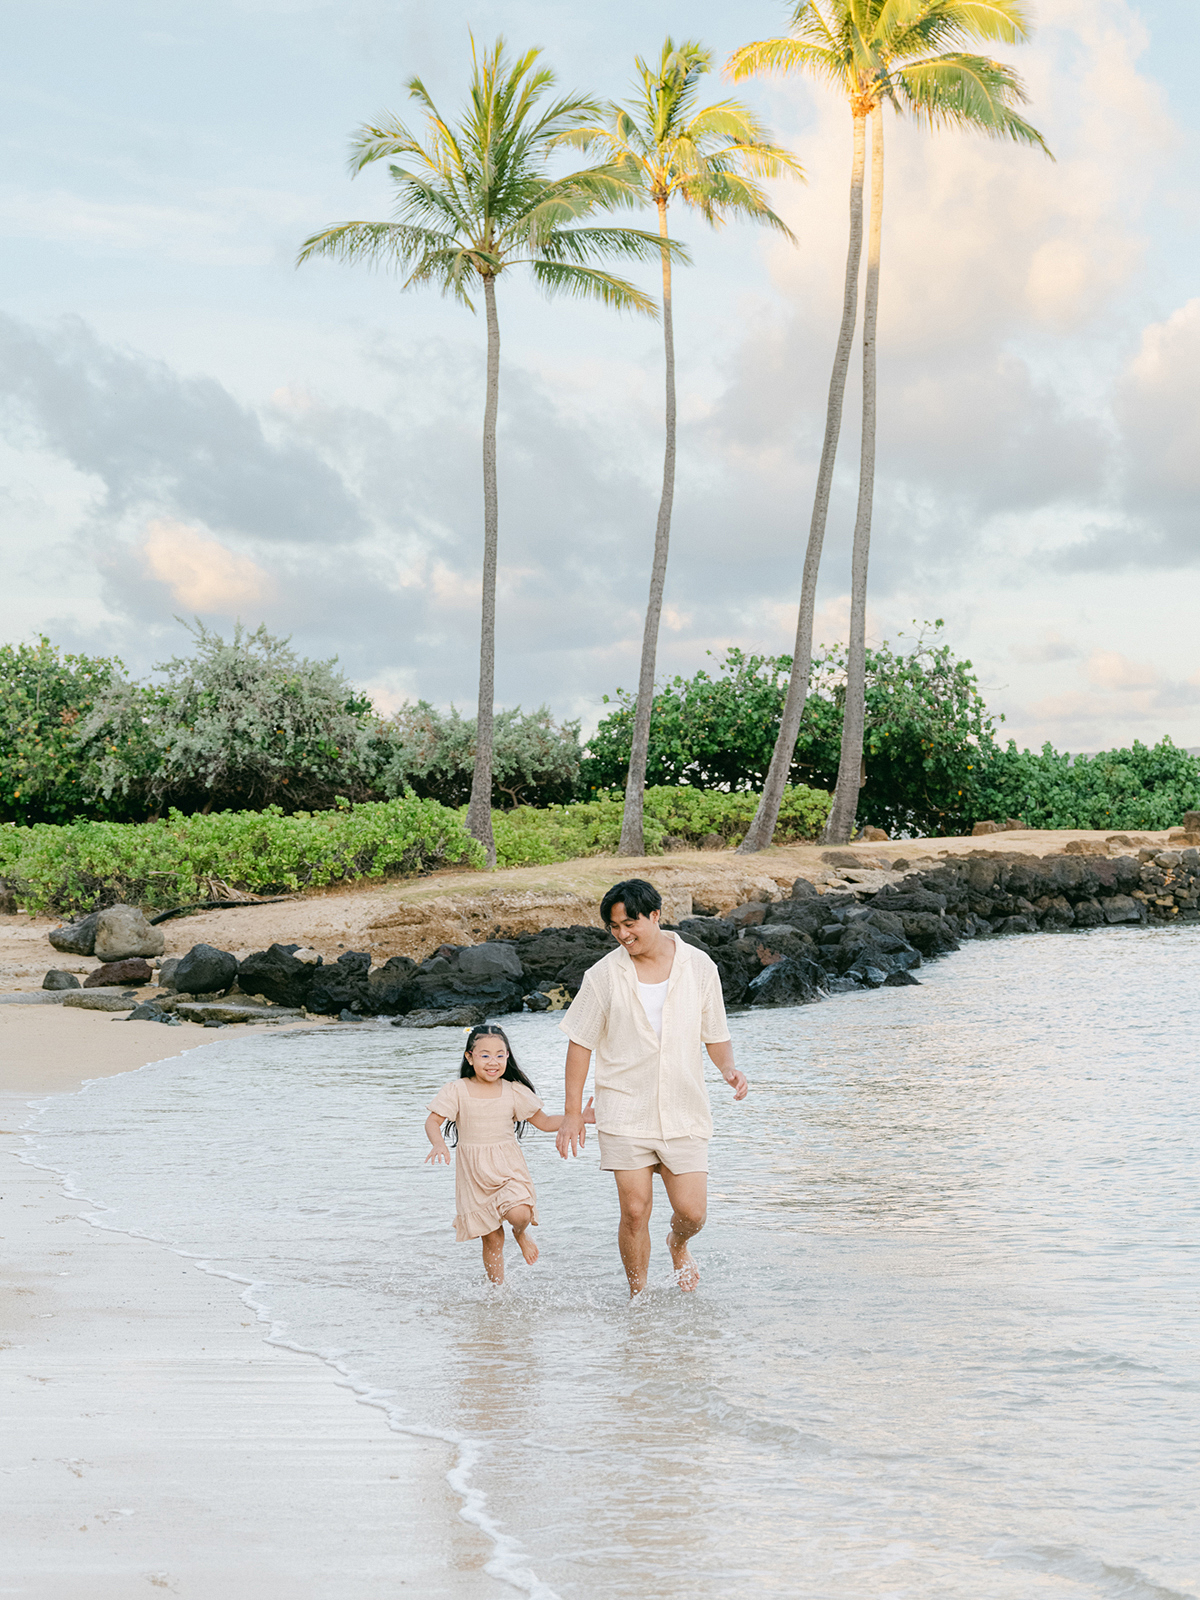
[
  {"left": 618, "top": 197, "right": 676, "bottom": 858},
  {"left": 465, "top": 271, "right": 500, "bottom": 866},
  {"left": 738, "top": 109, "right": 868, "bottom": 854},
  {"left": 824, "top": 104, "right": 884, "bottom": 845}
]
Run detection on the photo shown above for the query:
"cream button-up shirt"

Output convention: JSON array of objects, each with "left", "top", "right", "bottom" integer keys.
[{"left": 558, "top": 934, "right": 731, "bottom": 1140}]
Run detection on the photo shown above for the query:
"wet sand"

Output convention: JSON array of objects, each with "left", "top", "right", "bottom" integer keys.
[{"left": 0, "top": 1008, "right": 505, "bottom": 1598}]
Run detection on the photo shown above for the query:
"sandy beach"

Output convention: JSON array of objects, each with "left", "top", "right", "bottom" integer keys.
[{"left": 1, "top": 1006, "right": 507, "bottom": 1599}]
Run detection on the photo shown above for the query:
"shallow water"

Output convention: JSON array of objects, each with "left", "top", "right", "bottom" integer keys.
[{"left": 21, "top": 925, "right": 1200, "bottom": 1599}]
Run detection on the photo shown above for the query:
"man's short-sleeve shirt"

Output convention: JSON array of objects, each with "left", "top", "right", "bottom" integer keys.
[{"left": 558, "top": 934, "right": 730, "bottom": 1139}]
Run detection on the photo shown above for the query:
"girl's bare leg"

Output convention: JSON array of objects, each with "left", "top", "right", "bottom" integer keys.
[
  {"left": 481, "top": 1227, "right": 505, "bottom": 1284},
  {"left": 505, "top": 1204, "right": 539, "bottom": 1265}
]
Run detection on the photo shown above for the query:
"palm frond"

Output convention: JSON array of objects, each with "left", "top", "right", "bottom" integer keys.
[
  {"left": 527, "top": 261, "right": 658, "bottom": 315},
  {"left": 727, "top": 37, "right": 852, "bottom": 92},
  {"left": 532, "top": 225, "right": 691, "bottom": 266},
  {"left": 896, "top": 53, "right": 1052, "bottom": 151},
  {"left": 295, "top": 220, "right": 456, "bottom": 271}
]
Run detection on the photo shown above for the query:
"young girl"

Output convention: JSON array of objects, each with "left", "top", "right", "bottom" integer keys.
[{"left": 424, "top": 1025, "right": 593, "bottom": 1284}]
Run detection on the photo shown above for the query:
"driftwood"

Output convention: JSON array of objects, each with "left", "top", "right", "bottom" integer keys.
[{"left": 148, "top": 896, "right": 299, "bottom": 926}]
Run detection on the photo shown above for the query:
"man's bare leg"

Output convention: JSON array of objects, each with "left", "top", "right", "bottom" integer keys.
[
  {"left": 504, "top": 1203, "right": 539, "bottom": 1265},
  {"left": 613, "top": 1167, "right": 655, "bottom": 1296},
  {"left": 660, "top": 1168, "right": 707, "bottom": 1292},
  {"left": 481, "top": 1226, "right": 505, "bottom": 1284}
]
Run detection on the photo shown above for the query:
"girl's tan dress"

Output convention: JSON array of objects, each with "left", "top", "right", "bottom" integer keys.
[{"left": 428, "top": 1078, "right": 543, "bottom": 1242}]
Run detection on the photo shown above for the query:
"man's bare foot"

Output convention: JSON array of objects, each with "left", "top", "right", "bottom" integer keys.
[
  {"left": 514, "top": 1229, "right": 539, "bottom": 1266},
  {"left": 667, "top": 1229, "right": 699, "bottom": 1291}
]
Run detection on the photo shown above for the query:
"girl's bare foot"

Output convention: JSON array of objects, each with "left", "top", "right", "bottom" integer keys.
[
  {"left": 514, "top": 1228, "right": 539, "bottom": 1266},
  {"left": 667, "top": 1229, "right": 699, "bottom": 1291}
]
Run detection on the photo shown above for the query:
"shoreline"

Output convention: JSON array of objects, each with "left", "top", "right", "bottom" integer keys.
[{"left": 1, "top": 1014, "right": 508, "bottom": 1599}]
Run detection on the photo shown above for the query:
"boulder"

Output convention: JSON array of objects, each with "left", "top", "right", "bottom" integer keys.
[
  {"left": 307, "top": 951, "right": 374, "bottom": 1015},
  {"left": 746, "top": 955, "right": 824, "bottom": 1008},
  {"left": 992, "top": 914, "right": 1037, "bottom": 935},
  {"left": 175, "top": 1000, "right": 298, "bottom": 1024},
  {"left": 125, "top": 1001, "right": 183, "bottom": 1026},
  {"left": 238, "top": 944, "right": 323, "bottom": 1009},
  {"left": 48, "top": 911, "right": 102, "bottom": 956},
  {"left": 62, "top": 992, "right": 136, "bottom": 1012},
  {"left": 407, "top": 971, "right": 524, "bottom": 1015},
  {"left": 460, "top": 943, "right": 524, "bottom": 981},
  {"left": 1183, "top": 811, "right": 1200, "bottom": 833},
  {"left": 42, "top": 969, "right": 81, "bottom": 990},
  {"left": 393, "top": 1005, "right": 492, "bottom": 1029},
  {"left": 790, "top": 877, "right": 819, "bottom": 900},
  {"left": 85, "top": 957, "right": 153, "bottom": 988},
  {"left": 883, "top": 969, "right": 920, "bottom": 987},
  {"left": 507, "top": 926, "right": 616, "bottom": 995},
  {"left": 158, "top": 956, "right": 182, "bottom": 989},
  {"left": 677, "top": 916, "right": 737, "bottom": 947},
  {"left": 724, "top": 901, "right": 766, "bottom": 929},
  {"left": 1103, "top": 894, "right": 1144, "bottom": 925},
  {"left": 972, "top": 821, "right": 1003, "bottom": 836},
  {"left": 1073, "top": 899, "right": 1105, "bottom": 928},
  {"left": 94, "top": 905, "right": 165, "bottom": 962},
  {"left": 366, "top": 956, "right": 420, "bottom": 1015},
  {"left": 173, "top": 944, "right": 238, "bottom": 995},
  {"left": 859, "top": 826, "right": 890, "bottom": 842}
]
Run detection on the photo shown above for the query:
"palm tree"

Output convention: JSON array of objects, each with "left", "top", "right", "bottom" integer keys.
[
  {"left": 299, "top": 39, "right": 670, "bottom": 865},
  {"left": 568, "top": 39, "right": 803, "bottom": 857},
  {"left": 730, "top": 0, "right": 1049, "bottom": 851}
]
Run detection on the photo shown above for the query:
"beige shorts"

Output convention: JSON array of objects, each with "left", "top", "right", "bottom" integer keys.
[{"left": 597, "top": 1132, "right": 709, "bottom": 1175}]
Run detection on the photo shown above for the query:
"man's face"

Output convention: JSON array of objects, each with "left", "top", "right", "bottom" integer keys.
[{"left": 608, "top": 903, "right": 661, "bottom": 956}]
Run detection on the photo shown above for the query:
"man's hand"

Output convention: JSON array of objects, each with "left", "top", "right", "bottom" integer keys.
[
  {"left": 556, "top": 1111, "right": 587, "bottom": 1159},
  {"left": 723, "top": 1068, "right": 749, "bottom": 1101}
]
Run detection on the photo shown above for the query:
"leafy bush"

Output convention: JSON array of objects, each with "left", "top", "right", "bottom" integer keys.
[
  {"left": 377, "top": 701, "right": 583, "bottom": 808},
  {"left": 491, "top": 784, "right": 831, "bottom": 869},
  {"left": 82, "top": 622, "right": 379, "bottom": 817},
  {"left": 1, "top": 796, "right": 483, "bottom": 916},
  {"left": 584, "top": 628, "right": 997, "bottom": 837},
  {"left": 0, "top": 637, "right": 128, "bottom": 825},
  {"left": 971, "top": 738, "right": 1200, "bottom": 831}
]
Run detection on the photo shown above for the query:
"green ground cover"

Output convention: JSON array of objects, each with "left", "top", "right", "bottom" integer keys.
[{"left": 0, "top": 783, "right": 832, "bottom": 917}]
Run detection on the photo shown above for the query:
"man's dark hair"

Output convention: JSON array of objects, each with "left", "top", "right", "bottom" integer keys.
[{"left": 600, "top": 879, "right": 662, "bottom": 928}]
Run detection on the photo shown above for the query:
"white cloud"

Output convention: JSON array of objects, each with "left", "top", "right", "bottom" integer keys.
[{"left": 140, "top": 519, "right": 273, "bottom": 613}]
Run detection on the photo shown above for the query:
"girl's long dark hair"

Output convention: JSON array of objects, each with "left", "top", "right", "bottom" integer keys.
[{"left": 442, "top": 1024, "right": 538, "bottom": 1147}]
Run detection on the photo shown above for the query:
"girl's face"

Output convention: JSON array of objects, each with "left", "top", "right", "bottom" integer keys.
[{"left": 465, "top": 1036, "right": 509, "bottom": 1082}]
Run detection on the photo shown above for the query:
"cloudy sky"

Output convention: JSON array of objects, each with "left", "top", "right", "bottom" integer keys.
[{"left": 2, "top": 0, "right": 1197, "bottom": 752}]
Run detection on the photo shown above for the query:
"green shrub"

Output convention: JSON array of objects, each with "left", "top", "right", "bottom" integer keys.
[
  {"left": 490, "top": 784, "right": 831, "bottom": 870},
  {"left": 376, "top": 701, "right": 583, "bottom": 808},
  {"left": 971, "top": 738, "right": 1200, "bottom": 831},
  {"left": 0, "top": 637, "right": 128, "bottom": 825},
  {"left": 81, "top": 622, "right": 379, "bottom": 817},
  {"left": 2, "top": 796, "right": 484, "bottom": 916},
  {"left": 584, "top": 627, "right": 998, "bottom": 837}
]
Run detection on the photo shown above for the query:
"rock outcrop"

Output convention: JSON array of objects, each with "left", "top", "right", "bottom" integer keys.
[{"left": 93, "top": 905, "right": 165, "bottom": 962}]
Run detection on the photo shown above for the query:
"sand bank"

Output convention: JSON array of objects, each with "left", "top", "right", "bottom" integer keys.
[{"left": 1, "top": 1012, "right": 506, "bottom": 1598}]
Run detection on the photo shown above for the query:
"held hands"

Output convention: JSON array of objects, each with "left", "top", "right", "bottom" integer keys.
[
  {"left": 424, "top": 1143, "right": 451, "bottom": 1166},
  {"left": 556, "top": 1094, "right": 595, "bottom": 1160}
]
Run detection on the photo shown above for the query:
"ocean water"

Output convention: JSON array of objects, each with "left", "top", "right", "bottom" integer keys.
[{"left": 19, "top": 924, "right": 1200, "bottom": 1600}]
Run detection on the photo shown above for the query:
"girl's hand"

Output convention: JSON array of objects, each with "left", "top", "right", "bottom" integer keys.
[
  {"left": 425, "top": 1144, "right": 451, "bottom": 1166},
  {"left": 582, "top": 1095, "right": 596, "bottom": 1126}
]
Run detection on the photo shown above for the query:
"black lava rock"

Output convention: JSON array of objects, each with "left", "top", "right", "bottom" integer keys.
[
  {"left": 43, "top": 969, "right": 81, "bottom": 990},
  {"left": 174, "top": 944, "right": 238, "bottom": 995},
  {"left": 48, "top": 911, "right": 102, "bottom": 957},
  {"left": 238, "top": 944, "right": 322, "bottom": 1009},
  {"left": 746, "top": 955, "right": 824, "bottom": 1008}
]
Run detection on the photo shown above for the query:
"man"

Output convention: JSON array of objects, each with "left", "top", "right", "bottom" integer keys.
[{"left": 555, "top": 878, "right": 748, "bottom": 1295}]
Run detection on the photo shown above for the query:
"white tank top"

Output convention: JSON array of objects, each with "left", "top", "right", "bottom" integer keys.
[{"left": 636, "top": 978, "right": 668, "bottom": 1039}]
